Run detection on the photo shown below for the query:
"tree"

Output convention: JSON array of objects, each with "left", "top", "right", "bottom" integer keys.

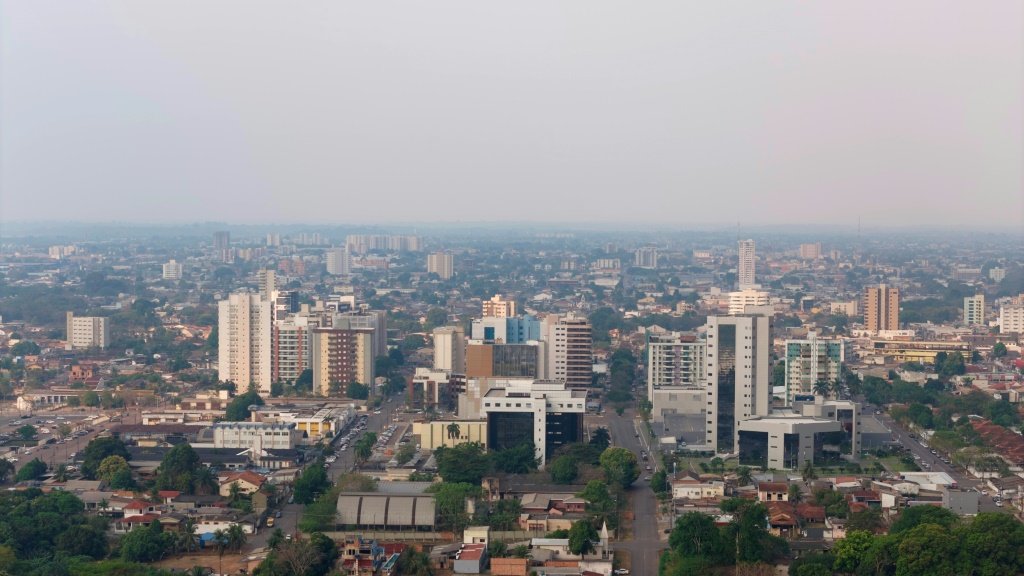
[
  {"left": 599, "top": 447, "right": 640, "bottom": 489},
  {"left": 10, "top": 341, "right": 41, "bottom": 356},
  {"left": 293, "top": 462, "right": 330, "bottom": 505},
  {"left": 889, "top": 504, "right": 958, "bottom": 535},
  {"left": 548, "top": 456, "right": 579, "bottom": 484},
  {"left": 992, "top": 342, "right": 1008, "bottom": 358},
  {"left": 709, "top": 457, "right": 725, "bottom": 474},
  {"left": 650, "top": 468, "right": 669, "bottom": 494},
  {"left": 267, "top": 528, "right": 285, "bottom": 551},
  {"left": 346, "top": 382, "right": 369, "bottom": 400},
  {"left": 493, "top": 443, "right": 538, "bottom": 474},
  {"left": 155, "top": 444, "right": 207, "bottom": 494},
  {"left": 226, "top": 523, "right": 246, "bottom": 554},
  {"left": 435, "top": 442, "right": 491, "bottom": 484},
  {"left": 578, "top": 480, "right": 617, "bottom": 528},
  {"left": 895, "top": 523, "right": 957, "bottom": 576},
  {"left": 590, "top": 427, "right": 611, "bottom": 451},
  {"left": 56, "top": 524, "right": 107, "bottom": 559},
  {"left": 832, "top": 530, "right": 875, "bottom": 573},
  {"left": 396, "top": 443, "right": 417, "bottom": 466},
  {"left": 0, "top": 459, "right": 14, "bottom": 483},
  {"left": 213, "top": 529, "right": 228, "bottom": 575},
  {"left": 66, "top": 395, "right": 81, "bottom": 407},
  {"left": 427, "top": 482, "right": 482, "bottom": 533},
  {"left": 295, "top": 368, "right": 314, "bottom": 391},
  {"left": 56, "top": 423, "right": 72, "bottom": 440},
  {"left": 787, "top": 484, "right": 803, "bottom": 504},
  {"left": 15, "top": 458, "right": 47, "bottom": 481},
  {"left": 955, "top": 512, "right": 1024, "bottom": 576},
  {"left": 568, "top": 520, "right": 598, "bottom": 559},
  {"left": 81, "top": 436, "right": 130, "bottom": 480},
  {"left": 396, "top": 547, "right": 434, "bottom": 576},
  {"left": 83, "top": 391, "right": 100, "bottom": 407},
  {"left": 224, "top": 389, "right": 264, "bottom": 421},
  {"left": 669, "top": 512, "right": 727, "bottom": 562},
  {"left": 735, "top": 466, "right": 754, "bottom": 487},
  {"left": 846, "top": 508, "right": 883, "bottom": 533},
  {"left": 179, "top": 517, "right": 199, "bottom": 554},
  {"left": 801, "top": 460, "right": 817, "bottom": 481},
  {"left": 423, "top": 308, "right": 449, "bottom": 331},
  {"left": 120, "top": 520, "right": 172, "bottom": 562},
  {"left": 97, "top": 455, "right": 130, "bottom": 484},
  {"left": 17, "top": 425, "right": 36, "bottom": 441}
]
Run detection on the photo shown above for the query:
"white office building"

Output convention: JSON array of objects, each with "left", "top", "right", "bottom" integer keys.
[
  {"left": 646, "top": 331, "right": 706, "bottom": 420},
  {"left": 963, "top": 295, "right": 985, "bottom": 326},
  {"left": 212, "top": 421, "right": 303, "bottom": 451},
  {"left": 427, "top": 252, "right": 454, "bottom": 280},
  {"left": 65, "top": 312, "right": 110, "bottom": 350},
  {"left": 783, "top": 332, "right": 844, "bottom": 404},
  {"left": 478, "top": 379, "right": 587, "bottom": 467},
  {"left": 218, "top": 292, "right": 272, "bottom": 395},
  {"left": 325, "top": 248, "right": 351, "bottom": 275},
  {"left": 162, "top": 259, "right": 183, "bottom": 280},
  {"left": 433, "top": 326, "right": 466, "bottom": 372},
  {"left": 737, "top": 239, "right": 757, "bottom": 290},
  {"left": 1000, "top": 304, "right": 1024, "bottom": 334},
  {"left": 728, "top": 289, "right": 769, "bottom": 315},
  {"left": 705, "top": 315, "right": 770, "bottom": 454}
]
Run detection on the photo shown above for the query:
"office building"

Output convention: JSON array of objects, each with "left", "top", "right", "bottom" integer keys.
[
  {"left": 466, "top": 342, "right": 543, "bottom": 379},
  {"left": 328, "top": 311, "right": 388, "bottom": 362},
  {"left": 963, "top": 295, "right": 985, "bottom": 326},
  {"left": 542, "top": 314, "right": 593, "bottom": 389},
  {"left": 783, "top": 332, "right": 844, "bottom": 404},
  {"left": 325, "top": 248, "right": 351, "bottom": 275},
  {"left": 990, "top": 268, "right": 1006, "bottom": 283},
  {"left": 218, "top": 292, "right": 272, "bottom": 395},
  {"left": 478, "top": 379, "right": 587, "bottom": 467},
  {"left": 830, "top": 301, "right": 859, "bottom": 317},
  {"left": 345, "top": 234, "right": 421, "bottom": 254},
  {"left": 213, "top": 231, "right": 231, "bottom": 262},
  {"left": 411, "top": 368, "right": 465, "bottom": 410},
  {"left": 646, "top": 331, "right": 706, "bottom": 420},
  {"left": 1000, "top": 304, "right": 1024, "bottom": 334},
  {"left": 736, "top": 398, "right": 856, "bottom": 470},
  {"left": 162, "top": 259, "right": 183, "bottom": 281},
  {"left": 482, "top": 295, "right": 516, "bottom": 318},
  {"left": 258, "top": 269, "right": 277, "bottom": 299},
  {"left": 212, "top": 421, "right": 303, "bottom": 451},
  {"left": 737, "top": 239, "right": 756, "bottom": 289},
  {"left": 799, "top": 243, "right": 822, "bottom": 260},
  {"left": 728, "top": 289, "right": 769, "bottom": 315},
  {"left": 65, "top": 312, "right": 110, "bottom": 350},
  {"left": 433, "top": 326, "right": 466, "bottom": 372},
  {"left": 427, "top": 252, "right": 454, "bottom": 280},
  {"left": 864, "top": 285, "right": 900, "bottom": 332},
  {"left": 471, "top": 315, "right": 541, "bottom": 344},
  {"left": 705, "top": 315, "right": 770, "bottom": 454},
  {"left": 311, "top": 327, "right": 374, "bottom": 396},
  {"left": 270, "top": 290, "right": 299, "bottom": 322},
  {"left": 272, "top": 315, "right": 313, "bottom": 384},
  {"left": 634, "top": 246, "right": 658, "bottom": 269}
]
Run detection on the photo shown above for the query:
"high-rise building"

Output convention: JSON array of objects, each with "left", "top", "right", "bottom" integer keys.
[
  {"left": 963, "top": 295, "right": 985, "bottom": 326},
  {"left": 634, "top": 246, "right": 658, "bottom": 269},
  {"left": 218, "top": 293, "right": 272, "bottom": 395},
  {"left": 999, "top": 304, "right": 1024, "bottom": 334},
  {"left": 799, "top": 243, "right": 822, "bottom": 260},
  {"left": 705, "top": 315, "right": 770, "bottom": 454},
  {"left": 433, "top": 326, "right": 466, "bottom": 372},
  {"left": 864, "top": 285, "right": 900, "bottom": 332},
  {"left": 728, "top": 289, "right": 770, "bottom": 315},
  {"left": 542, "top": 313, "right": 593, "bottom": 389},
  {"left": 258, "top": 269, "right": 277, "bottom": 299},
  {"left": 328, "top": 311, "right": 388, "bottom": 363},
  {"left": 737, "top": 239, "right": 756, "bottom": 289},
  {"left": 783, "top": 332, "right": 844, "bottom": 404},
  {"left": 646, "top": 331, "right": 706, "bottom": 420},
  {"left": 345, "top": 234, "right": 421, "bottom": 254},
  {"left": 478, "top": 379, "right": 587, "bottom": 467},
  {"left": 427, "top": 252, "right": 454, "bottom": 280},
  {"left": 270, "top": 290, "right": 299, "bottom": 322},
  {"left": 310, "top": 327, "right": 374, "bottom": 396},
  {"left": 990, "top": 268, "right": 1006, "bottom": 283},
  {"left": 471, "top": 315, "right": 541, "bottom": 344},
  {"left": 466, "top": 342, "right": 543, "bottom": 379},
  {"left": 213, "top": 231, "right": 232, "bottom": 262},
  {"left": 325, "top": 248, "right": 351, "bottom": 275},
  {"left": 65, "top": 312, "right": 110, "bottom": 350},
  {"left": 162, "top": 259, "right": 183, "bottom": 280},
  {"left": 482, "top": 295, "right": 516, "bottom": 318},
  {"left": 272, "top": 315, "right": 312, "bottom": 384}
]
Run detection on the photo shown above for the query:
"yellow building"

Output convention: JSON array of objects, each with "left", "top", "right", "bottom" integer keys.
[{"left": 413, "top": 420, "right": 487, "bottom": 450}]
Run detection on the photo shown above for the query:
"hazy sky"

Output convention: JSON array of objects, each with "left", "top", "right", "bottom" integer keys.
[{"left": 1, "top": 1, "right": 1021, "bottom": 229}]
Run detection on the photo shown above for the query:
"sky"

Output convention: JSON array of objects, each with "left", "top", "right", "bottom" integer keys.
[{"left": 1, "top": 1, "right": 1021, "bottom": 229}]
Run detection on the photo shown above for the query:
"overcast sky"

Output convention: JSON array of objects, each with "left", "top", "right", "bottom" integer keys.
[{"left": 1, "top": 1, "right": 1021, "bottom": 229}]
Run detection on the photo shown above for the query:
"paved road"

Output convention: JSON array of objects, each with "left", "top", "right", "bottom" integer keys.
[{"left": 0, "top": 405, "right": 114, "bottom": 475}]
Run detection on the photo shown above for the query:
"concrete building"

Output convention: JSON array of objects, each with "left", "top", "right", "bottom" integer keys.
[
  {"left": 65, "top": 312, "right": 110, "bottom": 350},
  {"left": 705, "top": 315, "right": 770, "bottom": 454},
  {"left": 257, "top": 269, "right": 277, "bottom": 299},
  {"left": 963, "top": 294, "right": 985, "bottom": 326},
  {"left": 311, "top": 327, "right": 374, "bottom": 396},
  {"left": 989, "top": 268, "right": 1006, "bottom": 283},
  {"left": 218, "top": 293, "right": 272, "bottom": 395},
  {"left": 1000, "top": 304, "right": 1024, "bottom": 334},
  {"left": 479, "top": 379, "right": 587, "bottom": 466},
  {"left": 427, "top": 252, "right": 454, "bottom": 280},
  {"left": 162, "top": 259, "right": 183, "bottom": 280},
  {"left": 634, "top": 246, "right": 658, "bottom": 269},
  {"left": 213, "top": 231, "right": 231, "bottom": 262},
  {"left": 737, "top": 398, "right": 859, "bottom": 470},
  {"left": 410, "top": 368, "right": 465, "bottom": 410},
  {"left": 864, "top": 285, "right": 900, "bottom": 332},
  {"left": 466, "top": 342, "right": 544, "bottom": 379},
  {"left": 542, "top": 313, "right": 592, "bottom": 389},
  {"left": 212, "top": 421, "right": 303, "bottom": 450},
  {"left": 728, "top": 289, "right": 769, "bottom": 315},
  {"left": 433, "top": 326, "right": 466, "bottom": 372},
  {"left": 830, "top": 301, "right": 859, "bottom": 317},
  {"left": 272, "top": 315, "right": 313, "bottom": 384},
  {"left": 799, "top": 243, "right": 822, "bottom": 260},
  {"left": 413, "top": 419, "right": 488, "bottom": 450},
  {"left": 738, "top": 239, "right": 756, "bottom": 289},
  {"left": 482, "top": 295, "right": 516, "bottom": 318},
  {"left": 270, "top": 290, "right": 299, "bottom": 322},
  {"left": 471, "top": 315, "right": 541, "bottom": 344},
  {"left": 250, "top": 405, "right": 354, "bottom": 443},
  {"left": 646, "top": 331, "right": 706, "bottom": 420},
  {"left": 325, "top": 248, "right": 351, "bottom": 275},
  {"left": 784, "top": 332, "right": 844, "bottom": 404}
]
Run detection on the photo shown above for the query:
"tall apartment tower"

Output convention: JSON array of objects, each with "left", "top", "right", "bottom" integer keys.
[
  {"left": 784, "top": 332, "right": 844, "bottom": 404},
  {"left": 310, "top": 327, "right": 374, "bottom": 396},
  {"left": 433, "top": 326, "right": 466, "bottom": 372},
  {"left": 646, "top": 331, "right": 706, "bottom": 420},
  {"left": 799, "top": 243, "right": 822, "bottom": 260},
  {"left": 482, "top": 295, "right": 516, "bottom": 318},
  {"left": 272, "top": 315, "right": 312, "bottom": 384},
  {"left": 704, "top": 315, "right": 770, "bottom": 454},
  {"left": 634, "top": 246, "right": 659, "bottom": 269},
  {"left": 325, "top": 248, "right": 351, "bottom": 275},
  {"left": 427, "top": 252, "right": 454, "bottom": 280},
  {"left": 963, "top": 295, "right": 985, "bottom": 326},
  {"left": 162, "top": 259, "right": 183, "bottom": 281},
  {"left": 213, "top": 231, "right": 232, "bottom": 262},
  {"left": 737, "top": 239, "right": 756, "bottom": 289},
  {"left": 258, "top": 269, "right": 277, "bottom": 299},
  {"left": 218, "top": 292, "right": 272, "bottom": 395},
  {"left": 542, "top": 313, "right": 593, "bottom": 389},
  {"left": 1000, "top": 304, "right": 1024, "bottom": 334},
  {"left": 864, "top": 285, "right": 900, "bottom": 332},
  {"left": 65, "top": 312, "right": 110, "bottom": 350}
]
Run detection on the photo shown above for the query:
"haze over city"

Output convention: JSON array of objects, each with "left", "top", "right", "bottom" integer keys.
[{"left": 1, "top": 1, "right": 1021, "bottom": 229}]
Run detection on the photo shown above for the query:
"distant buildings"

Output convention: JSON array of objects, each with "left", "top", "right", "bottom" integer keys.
[
  {"left": 963, "top": 294, "right": 985, "bottom": 326},
  {"left": 728, "top": 289, "right": 769, "bottom": 315},
  {"left": 213, "top": 231, "right": 231, "bottom": 262},
  {"left": 162, "top": 259, "right": 183, "bottom": 280},
  {"left": 737, "top": 239, "right": 757, "bottom": 289},
  {"left": 218, "top": 293, "right": 272, "bottom": 395},
  {"left": 830, "top": 301, "right": 859, "bottom": 317},
  {"left": 989, "top": 267, "right": 1006, "bottom": 283},
  {"left": 482, "top": 295, "right": 516, "bottom": 318},
  {"left": 705, "top": 315, "right": 770, "bottom": 453},
  {"left": 257, "top": 269, "right": 276, "bottom": 299},
  {"left": 466, "top": 342, "right": 543, "bottom": 379},
  {"left": 864, "top": 284, "right": 900, "bottom": 332},
  {"left": 65, "top": 312, "right": 110, "bottom": 350},
  {"left": 1000, "top": 304, "right": 1024, "bottom": 334},
  {"left": 470, "top": 315, "right": 541, "bottom": 344},
  {"left": 345, "top": 234, "right": 421, "bottom": 254},
  {"left": 799, "top": 243, "right": 822, "bottom": 260},
  {"left": 784, "top": 332, "right": 844, "bottom": 404},
  {"left": 325, "top": 248, "right": 351, "bottom": 275},
  {"left": 311, "top": 327, "right": 375, "bottom": 396},
  {"left": 634, "top": 246, "right": 658, "bottom": 269},
  {"left": 427, "top": 252, "right": 454, "bottom": 280}
]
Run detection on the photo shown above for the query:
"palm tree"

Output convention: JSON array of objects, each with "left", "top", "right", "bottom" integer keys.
[
  {"left": 801, "top": 460, "right": 817, "bottom": 482},
  {"left": 735, "top": 466, "right": 753, "bottom": 487},
  {"left": 54, "top": 464, "right": 70, "bottom": 483},
  {"left": 213, "top": 529, "right": 228, "bottom": 576},
  {"left": 226, "top": 523, "right": 246, "bottom": 554},
  {"left": 812, "top": 380, "right": 831, "bottom": 398},
  {"left": 185, "top": 567, "right": 210, "bottom": 576},
  {"left": 194, "top": 466, "right": 218, "bottom": 496},
  {"left": 267, "top": 528, "right": 285, "bottom": 551},
  {"left": 228, "top": 481, "right": 242, "bottom": 506},
  {"left": 447, "top": 422, "right": 461, "bottom": 440},
  {"left": 179, "top": 517, "right": 199, "bottom": 553}
]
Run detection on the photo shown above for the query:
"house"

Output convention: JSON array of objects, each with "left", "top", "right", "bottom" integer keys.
[
  {"left": 452, "top": 543, "right": 487, "bottom": 574},
  {"left": 671, "top": 474, "right": 725, "bottom": 501},
  {"left": 114, "top": 514, "right": 161, "bottom": 534},
  {"left": 766, "top": 502, "right": 798, "bottom": 538},
  {"left": 218, "top": 471, "right": 267, "bottom": 497},
  {"left": 757, "top": 482, "right": 790, "bottom": 502}
]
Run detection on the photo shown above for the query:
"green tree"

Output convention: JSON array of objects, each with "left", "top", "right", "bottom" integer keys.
[
  {"left": 668, "top": 512, "right": 727, "bottom": 562},
  {"left": 896, "top": 523, "right": 957, "bottom": 576},
  {"left": 0, "top": 459, "right": 13, "bottom": 483},
  {"left": 577, "top": 480, "right": 617, "bottom": 528},
  {"left": 155, "top": 444, "right": 208, "bottom": 494},
  {"left": 120, "top": 520, "right": 172, "bottom": 562},
  {"left": 396, "top": 547, "right": 434, "bottom": 576},
  {"left": 435, "top": 442, "right": 491, "bottom": 485},
  {"left": 889, "top": 504, "right": 958, "bottom": 535},
  {"left": 10, "top": 341, "right": 41, "bottom": 356},
  {"left": 833, "top": 530, "right": 875, "bottom": 573},
  {"left": 423, "top": 309, "right": 449, "bottom": 331},
  {"left": 955, "top": 512, "right": 1024, "bottom": 576},
  {"left": 293, "top": 462, "right": 330, "bottom": 505},
  {"left": 345, "top": 382, "right": 369, "bottom": 400},
  {"left": 599, "top": 447, "right": 640, "bottom": 489},
  {"left": 992, "top": 342, "right": 1008, "bottom": 358},
  {"left": 427, "top": 482, "right": 481, "bottom": 533},
  {"left": 735, "top": 466, "right": 754, "bottom": 487},
  {"left": 589, "top": 427, "right": 611, "bottom": 451},
  {"left": 568, "top": 520, "right": 598, "bottom": 559},
  {"left": 97, "top": 455, "right": 130, "bottom": 484},
  {"left": 650, "top": 468, "right": 669, "bottom": 494},
  {"left": 846, "top": 508, "right": 883, "bottom": 533},
  {"left": 15, "top": 458, "right": 47, "bottom": 481},
  {"left": 83, "top": 391, "right": 100, "bottom": 407},
  {"left": 224, "top": 389, "right": 264, "bottom": 421},
  {"left": 56, "top": 524, "right": 107, "bottom": 559},
  {"left": 226, "top": 523, "right": 246, "bottom": 553},
  {"left": 17, "top": 425, "right": 36, "bottom": 441},
  {"left": 493, "top": 443, "right": 538, "bottom": 474},
  {"left": 81, "top": 436, "right": 130, "bottom": 480}
]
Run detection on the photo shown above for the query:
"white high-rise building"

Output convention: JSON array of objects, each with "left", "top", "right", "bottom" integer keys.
[
  {"left": 646, "top": 331, "right": 706, "bottom": 420},
  {"left": 162, "top": 259, "right": 183, "bottom": 281},
  {"left": 634, "top": 246, "right": 658, "bottom": 269},
  {"left": 433, "top": 326, "right": 466, "bottom": 372},
  {"left": 65, "top": 312, "right": 110, "bottom": 350},
  {"left": 258, "top": 269, "right": 277, "bottom": 299},
  {"left": 704, "top": 315, "right": 770, "bottom": 454},
  {"left": 1000, "top": 304, "right": 1024, "bottom": 334},
  {"left": 728, "top": 289, "right": 770, "bottom": 315},
  {"left": 325, "top": 248, "right": 351, "bottom": 275},
  {"left": 783, "top": 332, "right": 844, "bottom": 404},
  {"left": 427, "top": 252, "right": 454, "bottom": 280},
  {"left": 963, "top": 295, "right": 985, "bottom": 326},
  {"left": 737, "top": 239, "right": 756, "bottom": 289},
  {"left": 541, "top": 313, "right": 593, "bottom": 389},
  {"left": 218, "top": 293, "right": 272, "bottom": 395}
]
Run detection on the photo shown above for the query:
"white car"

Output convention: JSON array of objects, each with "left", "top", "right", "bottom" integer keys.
[{"left": 614, "top": 570, "right": 630, "bottom": 575}]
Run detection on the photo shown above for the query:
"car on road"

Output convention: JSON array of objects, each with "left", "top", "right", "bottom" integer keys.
[
  {"left": 276, "top": 510, "right": 282, "bottom": 518},
  {"left": 644, "top": 476, "right": 652, "bottom": 481},
  {"left": 614, "top": 569, "right": 630, "bottom": 575}
]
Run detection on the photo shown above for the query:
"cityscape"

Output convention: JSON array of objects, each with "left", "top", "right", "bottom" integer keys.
[{"left": 1, "top": 2, "right": 1022, "bottom": 575}]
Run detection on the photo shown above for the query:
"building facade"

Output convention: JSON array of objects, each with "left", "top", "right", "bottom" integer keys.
[
  {"left": 427, "top": 252, "right": 454, "bottom": 280},
  {"left": 65, "top": 312, "right": 110, "bottom": 350},
  {"left": 479, "top": 379, "right": 587, "bottom": 466},
  {"left": 737, "top": 239, "right": 756, "bottom": 289},
  {"left": 482, "top": 295, "right": 516, "bottom": 318},
  {"left": 326, "top": 248, "right": 352, "bottom": 275},
  {"left": 212, "top": 421, "right": 303, "bottom": 450},
  {"left": 646, "top": 331, "right": 706, "bottom": 420},
  {"left": 1001, "top": 304, "right": 1024, "bottom": 334},
  {"left": 784, "top": 332, "right": 844, "bottom": 404},
  {"left": 705, "top": 315, "right": 770, "bottom": 454},
  {"left": 272, "top": 315, "right": 313, "bottom": 384},
  {"left": 728, "top": 289, "right": 769, "bottom": 315},
  {"left": 963, "top": 295, "right": 985, "bottom": 326},
  {"left": 542, "top": 314, "right": 593, "bottom": 389},
  {"left": 218, "top": 293, "right": 272, "bottom": 395},
  {"left": 864, "top": 285, "right": 900, "bottom": 332},
  {"left": 634, "top": 246, "right": 658, "bottom": 269},
  {"left": 162, "top": 259, "right": 183, "bottom": 280},
  {"left": 311, "top": 327, "right": 374, "bottom": 396},
  {"left": 433, "top": 326, "right": 466, "bottom": 372}
]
